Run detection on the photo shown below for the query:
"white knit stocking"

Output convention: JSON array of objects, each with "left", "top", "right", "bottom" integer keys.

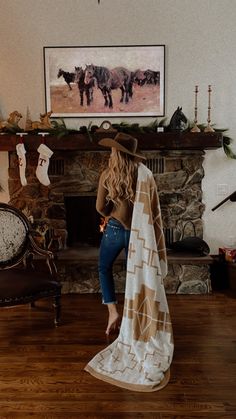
[
  {"left": 16, "top": 143, "right": 27, "bottom": 186},
  {"left": 36, "top": 143, "right": 53, "bottom": 186}
]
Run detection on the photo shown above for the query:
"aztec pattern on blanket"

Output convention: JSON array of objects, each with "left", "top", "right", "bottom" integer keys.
[{"left": 85, "top": 163, "right": 174, "bottom": 392}]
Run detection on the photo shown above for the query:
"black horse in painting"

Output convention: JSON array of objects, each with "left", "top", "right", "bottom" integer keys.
[
  {"left": 168, "top": 107, "right": 188, "bottom": 131},
  {"left": 144, "top": 69, "right": 160, "bottom": 85},
  {"left": 57, "top": 68, "right": 75, "bottom": 90},
  {"left": 74, "top": 66, "right": 94, "bottom": 106},
  {"left": 84, "top": 65, "right": 133, "bottom": 108}
]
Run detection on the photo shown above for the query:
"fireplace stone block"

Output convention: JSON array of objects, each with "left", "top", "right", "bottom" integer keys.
[{"left": 54, "top": 251, "right": 212, "bottom": 295}]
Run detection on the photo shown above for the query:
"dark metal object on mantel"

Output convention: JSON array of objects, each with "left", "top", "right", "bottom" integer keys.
[
  {"left": 168, "top": 106, "right": 188, "bottom": 132},
  {"left": 212, "top": 191, "right": 236, "bottom": 211}
]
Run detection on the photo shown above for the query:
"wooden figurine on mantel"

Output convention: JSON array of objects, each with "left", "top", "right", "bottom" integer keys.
[
  {"left": 25, "top": 108, "right": 53, "bottom": 131},
  {"left": 0, "top": 110, "right": 22, "bottom": 132}
]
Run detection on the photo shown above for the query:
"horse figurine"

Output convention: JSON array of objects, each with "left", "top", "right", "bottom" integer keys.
[
  {"left": 168, "top": 107, "right": 188, "bottom": 131},
  {"left": 26, "top": 111, "right": 53, "bottom": 131}
]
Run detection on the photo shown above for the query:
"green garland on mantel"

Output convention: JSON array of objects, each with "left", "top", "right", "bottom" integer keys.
[
  {"left": 2, "top": 117, "right": 236, "bottom": 159},
  {"left": 194, "top": 123, "right": 236, "bottom": 159}
]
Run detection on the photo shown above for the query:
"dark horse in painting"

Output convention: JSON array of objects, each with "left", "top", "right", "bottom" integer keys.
[
  {"left": 57, "top": 68, "right": 75, "bottom": 90},
  {"left": 84, "top": 65, "right": 133, "bottom": 108},
  {"left": 74, "top": 66, "right": 94, "bottom": 106},
  {"left": 168, "top": 107, "right": 188, "bottom": 131}
]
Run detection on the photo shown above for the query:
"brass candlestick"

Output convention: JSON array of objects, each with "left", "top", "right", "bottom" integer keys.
[
  {"left": 191, "top": 85, "right": 200, "bottom": 132},
  {"left": 204, "top": 84, "right": 215, "bottom": 132}
]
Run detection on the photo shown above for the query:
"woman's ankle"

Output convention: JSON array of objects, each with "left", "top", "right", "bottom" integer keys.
[
  {"left": 107, "top": 302, "right": 118, "bottom": 315},
  {"left": 106, "top": 304, "right": 120, "bottom": 335}
]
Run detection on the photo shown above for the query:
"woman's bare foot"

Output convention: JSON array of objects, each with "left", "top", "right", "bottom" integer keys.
[{"left": 106, "top": 303, "right": 120, "bottom": 335}]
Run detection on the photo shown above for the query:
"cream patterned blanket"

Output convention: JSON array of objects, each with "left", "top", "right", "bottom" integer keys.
[{"left": 85, "top": 163, "right": 174, "bottom": 391}]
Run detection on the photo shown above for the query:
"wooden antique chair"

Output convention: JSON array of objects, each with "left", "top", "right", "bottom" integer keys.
[{"left": 0, "top": 202, "right": 61, "bottom": 326}]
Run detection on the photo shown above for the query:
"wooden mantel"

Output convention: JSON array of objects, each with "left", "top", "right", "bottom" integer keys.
[{"left": 0, "top": 131, "right": 223, "bottom": 152}]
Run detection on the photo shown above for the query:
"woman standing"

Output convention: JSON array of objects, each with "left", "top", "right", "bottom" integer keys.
[
  {"left": 96, "top": 132, "right": 145, "bottom": 335},
  {"left": 85, "top": 132, "right": 173, "bottom": 392}
]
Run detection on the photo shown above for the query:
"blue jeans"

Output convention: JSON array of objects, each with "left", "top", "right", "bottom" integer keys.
[{"left": 98, "top": 218, "right": 131, "bottom": 304}]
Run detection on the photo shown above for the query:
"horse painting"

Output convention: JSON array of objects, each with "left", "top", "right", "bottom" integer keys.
[
  {"left": 57, "top": 68, "right": 75, "bottom": 90},
  {"left": 84, "top": 65, "right": 133, "bottom": 108},
  {"left": 74, "top": 66, "right": 94, "bottom": 106},
  {"left": 168, "top": 107, "right": 188, "bottom": 131}
]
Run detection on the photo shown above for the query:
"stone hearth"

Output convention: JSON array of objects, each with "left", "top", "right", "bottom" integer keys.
[{"left": 3, "top": 130, "right": 222, "bottom": 295}]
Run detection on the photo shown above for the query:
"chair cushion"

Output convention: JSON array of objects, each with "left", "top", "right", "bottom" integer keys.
[
  {"left": 0, "top": 210, "right": 28, "bottom": 266},
  {"left": 0, "top": 269, "right": 61, "bottom": 304}
]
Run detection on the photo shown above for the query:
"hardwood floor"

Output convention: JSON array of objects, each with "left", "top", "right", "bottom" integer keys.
[{"left": 0, "top": 291, "right": 235, "bottom": 418}]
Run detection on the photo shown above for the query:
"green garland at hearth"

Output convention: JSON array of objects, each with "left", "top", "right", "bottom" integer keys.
[
  {"left": 193, "top": 123, "right": 236, "bottom": 160},
  {"left": 1, "top": 117, "right": 236, "bottom": 159},
  {"left": 51, "top": 118, "right": 236, "bottom": 159}
]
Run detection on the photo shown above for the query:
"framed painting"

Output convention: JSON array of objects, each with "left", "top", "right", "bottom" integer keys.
[{"left": 43, "top": 45, "right": 165, "bottom": 118}]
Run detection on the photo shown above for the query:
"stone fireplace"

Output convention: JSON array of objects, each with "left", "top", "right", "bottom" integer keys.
[{"left": 2, "top": 131, "right": 222, "bottom": 294}]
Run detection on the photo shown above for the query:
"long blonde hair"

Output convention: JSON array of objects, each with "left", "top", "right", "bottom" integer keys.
[{"left": 102, "top": 148, "right": 139, "bottom": 206}]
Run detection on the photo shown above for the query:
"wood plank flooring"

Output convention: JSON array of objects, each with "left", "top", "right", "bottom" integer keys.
[{"left": 0, "top": 291, "right": 235, "bottom": 418}]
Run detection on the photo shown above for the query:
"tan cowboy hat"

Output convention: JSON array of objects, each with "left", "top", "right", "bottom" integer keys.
[{"left": 98, "top": 132, "right": 146, "bottom": 160}]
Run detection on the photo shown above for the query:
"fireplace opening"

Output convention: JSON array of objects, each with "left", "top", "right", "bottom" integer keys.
[
  {"left": 64, "top": 195, "right": 176, "bottom": 250},
  {"left": 64, "top": 196, "right": 102, "bottom": 248}
]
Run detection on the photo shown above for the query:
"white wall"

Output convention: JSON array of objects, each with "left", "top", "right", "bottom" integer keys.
[{"left": 0, "top": 0, "right": 236, "bottom": 253}]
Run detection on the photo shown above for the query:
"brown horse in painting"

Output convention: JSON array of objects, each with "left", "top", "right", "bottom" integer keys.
[
  {"left": 84, "top": 65, "right": 133, "bottom": 108},
  {"left": 74, "top": 66, "right": 94, "bottom": 106}
]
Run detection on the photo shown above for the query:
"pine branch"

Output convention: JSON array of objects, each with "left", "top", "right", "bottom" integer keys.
[{"left": 222, "top": 137, "right": 236, "bottom": 159}]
